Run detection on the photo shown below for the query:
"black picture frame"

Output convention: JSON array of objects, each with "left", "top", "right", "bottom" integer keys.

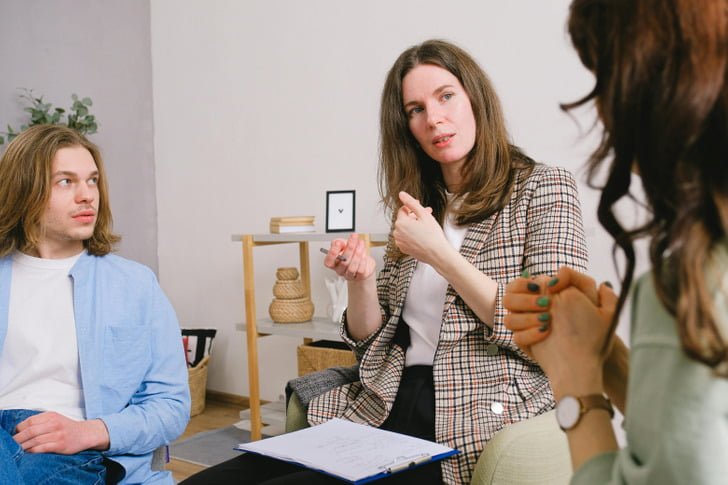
[{"left": 326, "top": 190, "right": 356, "bottom": 233}]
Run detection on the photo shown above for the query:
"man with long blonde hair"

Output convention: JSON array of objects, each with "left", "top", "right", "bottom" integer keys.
[{"left": 0, "top": 125, "right": 190, "bottom": 484}]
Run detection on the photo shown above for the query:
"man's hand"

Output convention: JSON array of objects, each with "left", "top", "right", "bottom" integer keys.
[{"left": 14, "top": 412, "right": 110, "bottom": 454}]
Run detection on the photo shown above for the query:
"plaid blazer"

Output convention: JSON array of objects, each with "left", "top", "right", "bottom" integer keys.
[{"left": 307, "top": 164, "right": 588, "bottom": 484}]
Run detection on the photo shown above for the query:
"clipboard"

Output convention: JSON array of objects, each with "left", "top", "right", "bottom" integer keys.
[{"left": 235, "top": 418, "right": 459, "bottom": 484}]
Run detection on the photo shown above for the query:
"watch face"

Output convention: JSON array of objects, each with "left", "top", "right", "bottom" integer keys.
[{"left": 556, "top": 395, "right": 580, "bottom": 430}]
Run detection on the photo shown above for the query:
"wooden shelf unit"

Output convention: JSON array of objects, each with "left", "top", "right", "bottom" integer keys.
[{"left": 231, "top": 232, "right": 387, "bottom": 440}]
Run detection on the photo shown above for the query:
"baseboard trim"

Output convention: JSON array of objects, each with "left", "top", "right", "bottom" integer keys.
[{"left": 206, "top": 390, "right": 251, "bottom": 408}]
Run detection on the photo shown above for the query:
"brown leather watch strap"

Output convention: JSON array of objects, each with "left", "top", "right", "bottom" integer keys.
[{"left": 579, "top": 394, "right": 614, "bottom": 419}]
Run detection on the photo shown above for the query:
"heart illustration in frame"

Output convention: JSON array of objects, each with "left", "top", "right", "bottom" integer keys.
[{"left": 326, "top": 190, "right": 355, "bottom": 233}]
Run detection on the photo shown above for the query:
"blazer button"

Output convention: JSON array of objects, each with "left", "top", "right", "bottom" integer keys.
[
  {"left": 486, "top": 344, "right": 499, "bottom": 356},
  {"left": 490, "top": 402, "right": 504, "bottom": 414}
]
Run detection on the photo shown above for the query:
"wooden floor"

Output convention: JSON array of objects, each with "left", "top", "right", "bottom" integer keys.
[{"left": 167, "top": 399, "right": 246, "bottom": 482}]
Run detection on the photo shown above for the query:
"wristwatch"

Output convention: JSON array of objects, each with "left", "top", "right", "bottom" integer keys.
[{"left": 555, "top": 394, "right": 614, "bottom": 431}]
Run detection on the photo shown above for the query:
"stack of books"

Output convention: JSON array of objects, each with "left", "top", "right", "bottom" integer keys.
[{"left": 269, "top": 216, "right": 316, "bottom": 234}]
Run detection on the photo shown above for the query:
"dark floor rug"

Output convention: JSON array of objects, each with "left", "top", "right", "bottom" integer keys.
[{"left": 170, "top": 426, "right": 252, "bottom": 467}]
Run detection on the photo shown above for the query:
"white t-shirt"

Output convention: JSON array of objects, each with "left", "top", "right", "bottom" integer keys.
[
  {"left": 0, "top": 251, "right": 85, "bottom": 420},
  {"left": 402, "top": 200, "right": 468, "bottom": 366}
]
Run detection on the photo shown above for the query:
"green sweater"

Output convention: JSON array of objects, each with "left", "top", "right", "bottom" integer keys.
[{"left": 572, "top": 247, "right": 728, "bottom": 484}]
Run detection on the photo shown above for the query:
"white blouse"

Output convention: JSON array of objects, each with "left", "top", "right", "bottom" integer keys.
[{"left": 402, "top": 197, "right": 468, "bottom": 366}]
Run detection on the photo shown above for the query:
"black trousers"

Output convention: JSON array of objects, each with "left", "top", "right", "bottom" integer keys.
[{"left": 180, "top": 366, "right": 443, "bottom": 485}]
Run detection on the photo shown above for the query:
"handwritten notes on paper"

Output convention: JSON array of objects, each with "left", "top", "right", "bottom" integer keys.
[{"left": 235, "top": 418, "right": 458, "bottom": 483}]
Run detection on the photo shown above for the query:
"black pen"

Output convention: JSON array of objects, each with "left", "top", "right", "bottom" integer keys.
[{"left": 320, "top": 247, "right": 347, "bottom": 262}]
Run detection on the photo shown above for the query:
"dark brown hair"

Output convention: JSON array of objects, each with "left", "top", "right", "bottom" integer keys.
[
  {"left": 0, "top": 125, "right": 120, "bottom": 257},
  {"left": 565, "top": 0, "right": 728, "bottom": 373},
  {"left": 379, "top": 39, "right": 534, "bottom": 248}
]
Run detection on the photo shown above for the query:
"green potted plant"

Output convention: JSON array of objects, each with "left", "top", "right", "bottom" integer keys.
[{"left": 0, "top": 88, "right": 98, "bottom": 145}]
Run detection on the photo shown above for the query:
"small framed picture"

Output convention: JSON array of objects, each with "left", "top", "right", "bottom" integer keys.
[{"left": 326, "top": 190, "right": 356, "bottom": 233}]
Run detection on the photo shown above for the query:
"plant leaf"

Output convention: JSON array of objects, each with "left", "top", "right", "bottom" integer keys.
[{"left": 5, "top": 90, "right": 98, "bottom": 138}]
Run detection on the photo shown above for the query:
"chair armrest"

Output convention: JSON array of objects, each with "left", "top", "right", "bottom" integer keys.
[
  {"left": 470, "top": 410, "right": 571, "bottom": 485},
  {"left": 151, "top": 445, "right": 169, "bottom": 471},
  {"left": 285, "top": 392, "right": 310, "bottom": 433}
]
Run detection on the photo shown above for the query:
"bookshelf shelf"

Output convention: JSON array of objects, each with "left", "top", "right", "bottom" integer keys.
[{"left": 231, "top": 232, "right": 387, "bottom": 440}]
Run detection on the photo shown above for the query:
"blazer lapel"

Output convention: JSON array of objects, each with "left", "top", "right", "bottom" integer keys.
[{"left": 393, "top": 255, "right": 417, "bottom": 314}]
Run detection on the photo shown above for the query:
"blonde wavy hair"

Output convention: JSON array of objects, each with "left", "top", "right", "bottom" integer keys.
[{"left": 0, "top": 125, "right": 120, "bottom": 257}]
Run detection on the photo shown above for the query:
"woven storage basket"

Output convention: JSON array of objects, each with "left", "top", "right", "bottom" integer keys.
[
  {"left": 276, "top": 267, "right": 299, "bottom": 281},
  {"left": 269, "top": 297, "right": 314, "bottom": 323},
  {"left": 273, "top": 279, "right": 305, "bottom": 299},
  {"left": 297, "top": 341, "right": 356, "bottom": 376},
  {"left": 188, "top": 355, "right": 210, "bottom": 416}
]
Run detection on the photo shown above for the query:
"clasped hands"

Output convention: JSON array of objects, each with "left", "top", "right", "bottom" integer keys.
[
  {"left": 503, "top": 267, "right": 617, "bottom": 395},
  {"left": 323, "top": 191, "right": 447, "bottom": 279}
]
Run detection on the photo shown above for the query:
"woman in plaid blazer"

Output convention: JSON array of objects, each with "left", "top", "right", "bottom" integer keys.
[
  {"left": 182, "top": 39, "right": 587, "bottom": 485},
  {"left": 314, "top": 40, "right": 588, "bottom": 484}
]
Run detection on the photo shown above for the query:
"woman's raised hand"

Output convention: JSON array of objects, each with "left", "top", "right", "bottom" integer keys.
[
  {"left": 393, "top": 191, "right": 446, "bottom": 265},
  {"left": 322, "top": 233, "right": 376, "bottom": 282}
]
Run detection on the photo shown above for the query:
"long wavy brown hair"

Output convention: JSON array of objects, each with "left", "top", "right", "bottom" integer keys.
[
  {"left": 379, "top": 39, "right": 534, "bottom": 256},
  {"left": 0, "top": 125, "right": 120, "bottom": 257},
  {"left": 565, "top": 0, "right": 728, "bottom": 374}
]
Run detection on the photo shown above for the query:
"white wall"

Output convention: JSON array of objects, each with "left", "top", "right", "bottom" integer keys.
[{"left": 151, "top": 0, "right": 646, "bottom": 402}]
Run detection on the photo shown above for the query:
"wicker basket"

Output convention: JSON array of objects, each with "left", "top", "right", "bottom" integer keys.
[
  {"left": 188, "top": 355, "right": 210, "bottom": 416},
  {"left": 297, "top": 341, "right": 356, "bottom": 376},
  {"left": 276, "top": 267, "right": 299, "bottom": 281},
  {"left": 273, "top": 279, "right": 305, "bottom": 299},
  {"left": 269, "top": 297, "right": 314, "bottom": 323}
]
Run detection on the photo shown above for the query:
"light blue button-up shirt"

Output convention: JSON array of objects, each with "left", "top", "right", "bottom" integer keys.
[{"left": 0, "top": 251, "right": 190, "bottom": 484}]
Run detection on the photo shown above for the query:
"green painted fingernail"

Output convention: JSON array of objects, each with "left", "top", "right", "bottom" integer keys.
[
  {"left": 521, "top": 269, "right": 530, "bottom": 278},
  {"left": 536, "top": 296, "right": 549, "bottom": 307},
  {"left": 538, "top": 312, "right": 550, "bottom": 322},
  {"left": 604, "top": 281, "right": 613, "bottom": 288},
  {"left": 527, "top": 282, "right": 540, "bottom": 292},
  {"left": 547, "top": 277, "right": 559, "bottom": 287},
  {"left": 539, "top": 321, "right": 550, "bottom": 332}
]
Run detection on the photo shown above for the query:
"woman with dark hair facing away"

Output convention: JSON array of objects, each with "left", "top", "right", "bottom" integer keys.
[
  {"left": 504, "top": 0, "right": 728, "bottom": 483},
  {"left": 183, "top": 39, "right": 588, "bottom": 484}
]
